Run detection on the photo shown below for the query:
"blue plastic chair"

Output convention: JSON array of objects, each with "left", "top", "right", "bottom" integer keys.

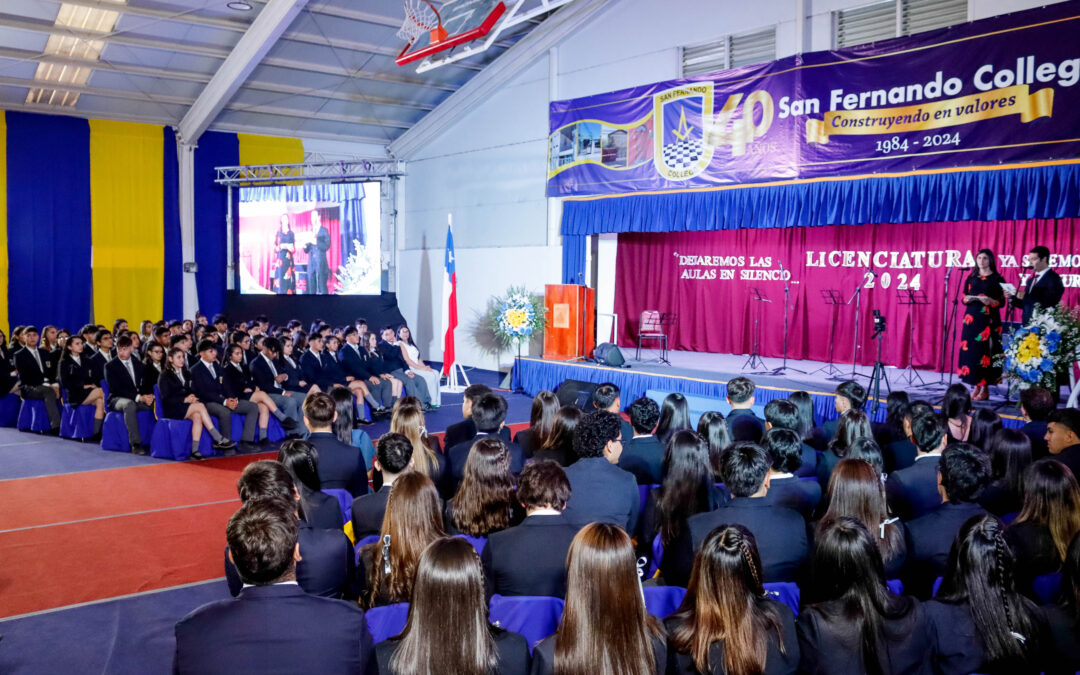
[
  {"left": 18, "top": 398, "right": 52, "bottom": 432},
  {"left": 101, "top": 409, "right": 156, "bottom": 452},
  {"left": 647, "top": 533, "right": 664, "bottom": 578},
  {"left": 489, "top": 595, "right": 564, "bottom": 652},
  {"left": 224, "top": 411, "right": 286, "bottom": 443},
  {"left": 322, "top": 488, "right": 353, "bottom": 526},
  {"left": 366, "top": 602, "right": 410, "bottom": 644},
  {"left": 354, "top": 534, "right": 381, "bottom": 566},
  {"left": 643, "top": 586, "right": 687, "bottom": 619},
  {"left": 149, "top": 385, "right": 214, "bottom": 460},
  {"left": 59, "top": 403, "right": 96, "bottom": 440},
  {"left": 932, "top": 577, "right": 943, "bottom": 596},
  {"left": 0, "top": 393, "right": 20, "bottom": 427},
  {"left": 886, "top": 579, "right": 904, "bottom": 595},
  {"left": 764, "top": 582, "right": 800, "bottom": 616},
  {"left": 454, "top": 534, "right": 487, "bottom": 555}
]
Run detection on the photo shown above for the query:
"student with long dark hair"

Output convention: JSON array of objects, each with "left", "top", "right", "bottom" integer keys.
[
  {"left": 376, "top": 537, "right": 530, "bottom": 675},
  {"left": 883, "top": 400, "right": 935, "bottom": 474},
  {"left": 667, "top": 524, "right": 798, "bottom": 675},
  {"left": 878, "top": 391, "right": 910, "bottom": 448},
  {"left": 968, "top": 409, "right": 1003, "bottom": 453},
  {"left": 817, "top": 459, "right": 906, "bottom": 578},
  {"left": 1045, "top": 532, "right": 1080, "bottom": 673},
  {"left": 531, "top": 523, "right": 667, "bottom": 675},
  {"left": 817, "top": 410, "right": 872, "bottom": 485},
  {"left": 798, "top": 517, "right": 933, "bottom": 675},
  {"left": 59, "top": 334, "right": 106, "bottom": 436},
  {"left": 846, "top": 438, "right": 885, "bottom": 480},
  {"left": 1007, "top": 459, "right": 1080, "bottom": 597},
  {"left": 942, "top": 383, "right": 973, "bottom": 443},
  {"left": 158, "top": 347, "right": 236, "bottom": 455},
  {"left": 979, "top": 429, "right": 1033, "bottom": 517},
  {"left": 637, "top": 430, "right": 726, "bottom": 586},
  {"left": 764, "top": 428, "right": 822, "bottom": 521},
  {"left": 515, "top": 390, "right": 560, "bottom": 458},
  {"left": 532, "top": 405, "right": 580, "bottom": 467},
  {"left": 276, "top": 439, "right": 343, "bottom": 530},
  {"left": 697, "top": 411, "right": 732, "bottom": 482},
  {"left": 447, "top": 437, "right": 517, "bottom": 537},
  {"left": 656, "top": 393, "right": 692, "bottom": 447},
  {"left": 927, "top": 514, "right": 1043, "bottom": 674},
  {"left": 788, "top": 391, "right": 824, "bottom": 450}
]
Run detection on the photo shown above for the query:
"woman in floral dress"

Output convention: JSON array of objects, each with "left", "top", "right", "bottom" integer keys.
[{"left": 958, "top": 249, "right": 1006, "bottom": 400}]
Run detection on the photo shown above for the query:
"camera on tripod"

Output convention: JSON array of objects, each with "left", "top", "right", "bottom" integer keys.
[{"left": 872, "top": 309, "right": 887, "bottom": 335}]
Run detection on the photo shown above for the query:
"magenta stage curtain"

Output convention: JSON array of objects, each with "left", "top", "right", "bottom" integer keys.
[{"left": 614, "top": 219, "right": 1080, "bottom": 370}]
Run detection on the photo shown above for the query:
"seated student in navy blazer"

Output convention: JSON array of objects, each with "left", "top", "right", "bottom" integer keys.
[
  {"left": 157, "top": 347, "right": 236, "bottom": 456},
  {"left": 482, "top": 460, "right": 580, "bottom": 599},
  {"left": 591, "top": 382, "right": 634, "bottom": 442},
  {"left": 446, "top": 393, "right": 524, "bottom": 494},
  {"left": 339, "top": 326, "right": 393, "bottom": 414},
  {"left": 302, "top": 391, "right": 369, "bottom": 498},
  {"left": 278, "top": 336, "right": 311, "bottom": 393},
  {"left": 904, "top": 442, "right": 989, "bottom": 599},
  {"left": 248, "top": 336, "right": 303, "bottom": 428},
  {"left": 299, "top": 333, "right": 338, "bottom": 393},
  {"left": 86, "top": 329, "right": 113, "bottom": 384},
  {"left": 763, "top": 428, "right": 821, "bottom": 521},
  {"left": 763, "top": 398, "right": 816, "bottom": 477},
  {"left": 1017, "top": 386, "right": 1054, "bottom": 461},
  {"left": 618, "top": 396, "right": 664, "bottom": 485},
  {"left": 176, "top": 498, "right": 373, "bottom": 675},
  {"left": 883, "top": 400, "right": 934, "bottom": 474},
  {"left": 562, "top": 410, "right": 640, "bottom": 532},
  {"left": 822, "top": 380, "right": 866, "bottom": 443},
  {"left": 443, "top": 384, "right": 510, "bottom": 450},
  {"left": 276, "top": 439, "right": 343, "bottom": 531},
  {"left": 1046, "top": 408, "right": 1080, "bottom": 480},
  {"left": 886, "top": 412, "right": 947, "bottom": 522},
  {"left": 105, "top": 335, "right": 155, "bottom": 452},
  {"left": 224, "top": 460, "right": 354, "bottom": 599},
  {"left": 688, "top": 442, "right": 808, "bottom": 583},
  {"left": 351, "top": 433, "right": 413, "bottom": 539},
  {"left": 58, "top": 334, "right": 106, "bottom": 436},
  {"left": 190, "top": 339, "right": 259, "bottom": 445},
  {"left": 725, "top": 377, "right": 766, "bottom": 443},
  {"left": 15, "top": 326, "right": 63, "bottom": 431}
]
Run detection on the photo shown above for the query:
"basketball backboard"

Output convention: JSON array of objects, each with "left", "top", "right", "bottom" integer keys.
[{"left": 395, "top": 0, "right": 507, "bottom": 66}]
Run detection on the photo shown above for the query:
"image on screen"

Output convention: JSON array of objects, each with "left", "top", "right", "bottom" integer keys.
[{"left": 237, "top": 181, "right": 381, "bottom": 295}]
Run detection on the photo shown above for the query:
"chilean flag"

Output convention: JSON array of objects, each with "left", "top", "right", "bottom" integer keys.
[{"left": 441, "top": 221, "right": 457, "bottom": 376}]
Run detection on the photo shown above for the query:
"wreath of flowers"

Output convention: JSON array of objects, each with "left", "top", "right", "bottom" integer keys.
[
  {"left": 998, "top": 304, "right": 1080, "bottom": 389},
  {"left": 486, "top": 286, "right": 547, "bottom": 347}
]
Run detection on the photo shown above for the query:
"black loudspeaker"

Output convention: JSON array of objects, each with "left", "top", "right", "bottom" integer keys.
[
  {"left": 556, "top": 379, "right": 599, "bottom": 409},
  {"left": 594, "top": 342, "right": 627, "bottom": 367}
]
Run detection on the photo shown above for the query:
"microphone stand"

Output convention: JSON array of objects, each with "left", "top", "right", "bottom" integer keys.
[
  {"left": 940, "top": 268, "right": 968, "bottom": 389},
  {"left": 760, "top": 261, "right": 805, "bottom": 376},
  {"left": 848, "top": 270, "right": 872, "bottom": 378}
]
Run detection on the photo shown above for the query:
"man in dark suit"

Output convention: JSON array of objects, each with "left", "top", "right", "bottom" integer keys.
[
  {"left": 300, "top": 333, "right": 337, "bottom": 392},
  {"left": 303, "top": 392, "right": 369, "bottom": 497},
  {"left": 190, "top": 339, "right": 258, "bottom": 444},
  {"left": 176, "top": 498, "right": 373, "bottom": 674},
  {"left": 1014, "top": 245, "right": 1065, "bottom": 325},
  {"left": 726, "top": 377, "right": 766, "bottom": 442},
  {"left": 591, "top": 383, "right": 633, "bottom": 441},
  {"left": 482, "top": 460, "right": 580, "bottom": 599},
  {"left": 688, "top": 442, "right": 808, "bottom": 582},
  {"left": 763, "top": 399, "right": 816, "bottom": 477},
  {"left": 904, "top": 443, "right": 989, "bottom": 599},
  {"left": 618, "top": 397, "right": 663, "bottom": 485},
  {"left": 822, "top": 380, "right": 866, "bottom": 442},
  {"left": 886, "top": 412, "right": 946, "bottom": 521},
  {"left": 763, "top": 428, "right": 820, "bottom": 520},
  {"left": 13, "top": 326, "right": 61, "bottom": 431},
  {"left": 87, "top": 329, "right": 113, "bottom": 384},
  {"left": 883, "top": 400, "right": 934, "bottom": 473},
  {"left": 351, "top": 433, "right": 412, "bottom": 539},
  {"left": 250, "top": 336, "right": 303, "bottom": 428},
  {"left": 1019, "top": 386, "right": 1055, "bottom": 461},
  {"left": 1046, "top": 408, "right": 1080, "bottom": 477},
  {"left": 340, "top": 327, "right": 393, "bottom": 412},
  {"left": 303, "top": 209, "right": 332, "bottom": 295},
  {"left": 444, "top": 384, "right": 510, "bottom": 449},
  {"left": 377, "top": 326, "right": 431, "bottom": 408},
  {"left": 446, "top": 393, "right": 524, "bottom": 496},
  {"left": 562, "top": 410, "right": 639, "bottom": 531},
  {"left": 104, "top": 335, "right": 155, "bottom": 453}
]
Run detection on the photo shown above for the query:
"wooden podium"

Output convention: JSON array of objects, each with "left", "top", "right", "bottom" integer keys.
[{"left": 543, "top": 284, "right": 595, "bottom": 361}]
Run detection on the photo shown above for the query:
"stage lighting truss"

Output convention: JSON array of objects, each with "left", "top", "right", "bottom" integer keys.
[{"left": 214, "top": 159, "right": 406, "bottom": 187}]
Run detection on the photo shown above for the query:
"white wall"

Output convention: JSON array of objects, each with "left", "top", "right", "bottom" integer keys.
[{"left": 396, "top": 0, "right": 1064, "bottom": 373}]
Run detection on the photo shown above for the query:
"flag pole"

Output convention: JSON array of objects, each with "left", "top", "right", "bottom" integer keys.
[{"left": 442, "top": 213, "right": 469, "bottom": 393}]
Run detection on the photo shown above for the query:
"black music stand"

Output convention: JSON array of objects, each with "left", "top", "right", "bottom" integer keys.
[
  {"left": 897, "top": 289, "right": 930, "bottom": 387},
  {"left": 812, "top": 289, "right": 846, "bottom": 379},
  {"left": 742, "top": 288, "right": 770, "bottom": 371},
  {"left": 657, "top": 312, "right": 678, "bottom": 366}
]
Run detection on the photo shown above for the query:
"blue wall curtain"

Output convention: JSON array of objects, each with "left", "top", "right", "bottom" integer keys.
[
  {"left": 6, "top": 112, "right": 92, "bottom": 331},
  {"left": 561, "top": 234, "right": 587, "bottom": 285},
  {"left": 162, "top": 127, "right": 183, "bottom": 321},
  {"left": 193, "top": 131, "right": 238, "bottom": 318}
]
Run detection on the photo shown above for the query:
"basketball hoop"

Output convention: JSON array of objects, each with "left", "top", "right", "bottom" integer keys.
[{"left": 396, "top": 0, "right": 448, "bottom": 46}]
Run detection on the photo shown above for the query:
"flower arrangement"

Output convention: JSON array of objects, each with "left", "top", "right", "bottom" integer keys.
[
  {"left": 486, "top": 286, "right": 547, "bottom": 347},
  {"left": 998, "top": 304, "right": 1080, "bottom": 389},
  {"left": 336, "top": 239, "right": 379, "bottom": 295}
]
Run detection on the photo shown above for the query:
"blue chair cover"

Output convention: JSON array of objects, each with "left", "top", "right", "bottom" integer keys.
[
  {"left": 638, "top": 485, "right": 652, "bottom": 514},
  {"left": 60, "top": 403, "right": 96, "bottom": 439},
  {"left": 149, "top": 385, "right": 215, "bottom": 460},
  {"left": 643, "top": 586, "right": 687, "bottom": 619},
  {"left": 1033, "top": 573, "right": 1062, "bottom": 604},
  {"left": 489, "top": 595, "right": 564, "bottom": 652},
  {"left": 764, "top": 582, "right": 800, "bottom": 616},
  {"left": 18, "top": 399, "right": 52, "bottom": 432},
  {"left": 366, "top": 602, "right": 410, "bottom": 644},
  {"left": 799, "top": 476, "right": 818, "bottom": 482},
  {"left": 454, "top": 534, "right": 487, "bottom": 555},
  {"left": 101, "top": 409, "right": 156, "bottom": 452},
  {"left": 322, "top": 488, "right": 353, "bottom": 526},
  {"left": 647, "top": 534, "right": 664, "bottom": 579},
  {"left": 0, "top": 393, "right": 20, "bottom": 427},
  {"left": 1001, "top": 511, "right": 1019, "bottom": 525},
  {"left": 886, "top": 579, "right": 904, "bottom": 595},
  {"left": 354, "top": 534, "right": 381, "bottom": 566},
  {"left": 932, "top": 577, "right": 943, "bottom": 597}
]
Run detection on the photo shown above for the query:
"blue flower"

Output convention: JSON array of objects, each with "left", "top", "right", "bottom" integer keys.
[
  {"left": 1041, "top": 358, "right": 1056, "bottom": 372},
  {"left": 1004, "top": 357, "right": 1014, "bottom": 371}
]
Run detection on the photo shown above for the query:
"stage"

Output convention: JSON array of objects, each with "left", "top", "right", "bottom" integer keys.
[{"left": 512, "top": 349, "right": 1029, "bottom": 429}]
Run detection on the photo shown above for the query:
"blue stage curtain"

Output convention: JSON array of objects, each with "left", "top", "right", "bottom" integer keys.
[
  {"left": 5, "top": 112, "right": 92, "bottom": 332},
  {"left": 561, "top": 234, "right": 587, "bottom": 285},
  {"left": 241, "top": 183, "right": 366, "bottom": 257},
  {"left": 193, "top": 131, "right": 238, "bottom": 318},
  {"left": 162, "top": 127, "right": 183, "bottom": 321},
  {"left": 561, "top": 162, "right": 1080, "bottom": 236}
]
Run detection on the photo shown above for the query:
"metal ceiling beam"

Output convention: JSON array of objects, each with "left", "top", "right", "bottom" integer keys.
[
  {"left": 388, "top": 0, "right": 615, "bottom": 159},
  {"left": 42, "top": 0, "right": 251, "bottom": 31},
  {"left": 260, "top": 1, "right": 402, "bottom": 28},
  {"left": 179, "top": 0, "right": 309, "bottom": 142},
  {"left": 258, "top": 53, "right": 458, "bottom": 91}
]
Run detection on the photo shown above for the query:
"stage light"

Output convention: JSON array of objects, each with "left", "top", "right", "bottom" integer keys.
[{"left": 226, "top": 1, "right": 253, "bottom": 11}]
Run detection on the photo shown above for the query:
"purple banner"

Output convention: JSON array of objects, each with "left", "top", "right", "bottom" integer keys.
[{"left": 547, "top": 1, "right": 1080, "bottom": 197}]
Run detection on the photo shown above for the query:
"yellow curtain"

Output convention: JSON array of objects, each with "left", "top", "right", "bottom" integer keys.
[
  {"left": 89, "top": 120, "right": 164, "bottom": 326},
  {"left": 0, "top": 112, "right": 8, "bottom": 336},
  {"left": 238, "top": 133, "right": 304, "bottom": 183}
]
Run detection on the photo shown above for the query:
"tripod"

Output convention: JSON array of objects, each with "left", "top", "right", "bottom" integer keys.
[
  {"left": 867, "top": 324, "right": 891, "bottom": 414},
  {"left": 812, "top": 289, "right": 846, "bottom": 379},
  {"left": 755, "top": 261, "right": 806, "bottom": 377},
  {"left": 897, "top": 288, "right": 929, "bottom": 387},
  {"left": 742, "top": 287, "right": 771, "bottom": 371},
  {"left": 848, "top": 272, "right": 872, "bottom": 379}
]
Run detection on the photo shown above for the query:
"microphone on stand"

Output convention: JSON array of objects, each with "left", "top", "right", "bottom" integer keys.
[{"left": 865, "top": 266, "right": 878, "bottom": 278}]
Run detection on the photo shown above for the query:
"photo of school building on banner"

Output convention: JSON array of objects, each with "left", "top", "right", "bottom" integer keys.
[{"left": 546, "top": 0, "right": 1080, "bottom": 196}]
